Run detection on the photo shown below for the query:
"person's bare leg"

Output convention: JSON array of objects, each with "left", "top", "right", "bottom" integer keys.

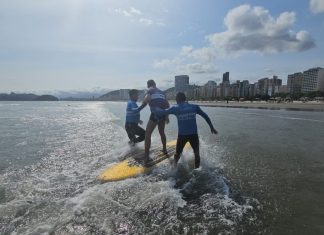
[
  {"left": 144, "top": 120, "right": 157, "bottom": 159},
  {"left": 157, "top": 121, "right": 167, "bottom": 154}
]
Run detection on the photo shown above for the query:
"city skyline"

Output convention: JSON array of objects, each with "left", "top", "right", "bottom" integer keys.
[
  {"left": 96, "top": 66, "right": 324, "bottom": 101},
  {"left": 1, "top": 0, "right": 324, "bottom": 93}
]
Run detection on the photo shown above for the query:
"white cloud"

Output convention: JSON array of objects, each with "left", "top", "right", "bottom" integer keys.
[
  {"left": 139, "top": 18, "right": 153, "bottom": 25},
  {"left": 187, "top": 47, "right": 216, "bottom": 62},
  {"left": 310, "top": 0, "right": 324, "bottom": 14},
  {"left": 114, "top": 7, "right": 164, "bottom": 27},
  {"left": 177, "top": 63, "right": 218, "bottom": 74},
  {"left": 180, "top": 45, "right": 193, "bottom": 56},
  {"left": 179, "top": 46, "right": 216, "bottom": 62},
  {"left": 154, "top": 47, "right": 218, "bottom": 74},
  {"left": 207, "top": 5, "right": 315, "bottom": 54},
  {"left": 153, "top": 58, "right": 181, "bottom": 69},
  {"left": 153, "top": 4, "right": 315, "bottom": 75},
  {"left": 130, "top": 7, "right": 142, "bottom": 16},
  {"left": 114, "top": 8, "right": 132, "bottom": 17}
]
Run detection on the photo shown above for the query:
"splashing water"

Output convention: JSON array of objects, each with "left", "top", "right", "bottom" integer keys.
[{"left": 0, "top": 102, "right": 261, "bottom": 234}]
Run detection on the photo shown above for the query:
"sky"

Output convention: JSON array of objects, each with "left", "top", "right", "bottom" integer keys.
[{"left": 1, "top": 0, "right": 324, "bottom": 93}]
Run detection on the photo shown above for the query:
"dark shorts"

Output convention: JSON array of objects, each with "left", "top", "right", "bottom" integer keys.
[
  {"left": 149, "top": 112, "right": 166, "bottom": 123},
  {"left": 176, "top": 134, "right": 199, "bottom": 155},
  {"left": 125, "top": 122, "right": 145, "bottom": 143}
]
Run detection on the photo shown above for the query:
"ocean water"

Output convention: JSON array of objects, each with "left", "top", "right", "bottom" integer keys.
[{"left": 0, "top": 101, "right": 324, "bottom": 234}]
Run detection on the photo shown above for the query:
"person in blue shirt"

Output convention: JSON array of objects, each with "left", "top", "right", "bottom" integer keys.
[
  {"left": 153, "top": 92, "right": 218, "bottom": 168},
  {"left": 125, "top": 89, "right": 146, "bottom": 145}
]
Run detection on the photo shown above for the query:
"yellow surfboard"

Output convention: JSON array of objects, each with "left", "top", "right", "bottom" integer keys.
[{"left": 98, "top": 140, "right": 190, "bottom": 183}]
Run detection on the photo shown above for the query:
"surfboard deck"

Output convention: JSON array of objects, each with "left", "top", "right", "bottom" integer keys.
[{"left": 98, "top": 140, "right": 189, "bottom": 183}]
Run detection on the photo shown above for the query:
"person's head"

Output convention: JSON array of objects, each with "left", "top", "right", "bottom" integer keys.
[
  {"left": 176, "top": 92, "right": 186, "bottom": 104},
  {"left": 147, "top": 79, "right": 156, "bottom": 88},
  {"left": 129, "top": 89, "right": 139, "bottom": 101}
]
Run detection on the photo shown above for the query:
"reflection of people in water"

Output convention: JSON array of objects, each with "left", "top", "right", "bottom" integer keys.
[
  {"left": 125, "top": 89, "right": 146, "bottom": 146},
  {"left": 153, "top": 92, "right": 218, "bottom": 168},
  {"left": 141, "top": 80, "right": 170, "bottom": 163}
]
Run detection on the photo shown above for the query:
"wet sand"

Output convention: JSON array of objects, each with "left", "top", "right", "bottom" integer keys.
[{"left": 190, "top": 101, "right": 324, "bottom": 112}]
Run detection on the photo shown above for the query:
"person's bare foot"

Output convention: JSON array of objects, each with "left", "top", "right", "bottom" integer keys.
[
  {"left": 128, "top": 140, "right": 135, "bottom": 147},
  {"left": 143, "top": 157, "right": 153, "bottom": 166}
]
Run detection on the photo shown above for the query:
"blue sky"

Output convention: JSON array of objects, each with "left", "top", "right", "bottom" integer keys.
[{"left": 1, "top": 0, "right": 324, "bottom": 93}]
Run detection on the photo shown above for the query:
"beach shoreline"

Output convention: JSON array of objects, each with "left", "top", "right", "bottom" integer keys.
[{"left": 189, "top": 100, "right": 324, "bottom": 112}]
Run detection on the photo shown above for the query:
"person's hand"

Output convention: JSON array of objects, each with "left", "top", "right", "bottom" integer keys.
[
  {"left": 138, "top": 120, "right": 143, "bottom": 125},
  {"left": 211, "top": 127, "right": 218, "bottom": 134}
]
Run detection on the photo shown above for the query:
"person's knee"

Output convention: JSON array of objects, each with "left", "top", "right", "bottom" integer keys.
[
  {"left": 145, "top": 129, "right": 152, "bottom": 137},
  {"left": 138, "top": 134, "right": 145, "bottom": 141}
]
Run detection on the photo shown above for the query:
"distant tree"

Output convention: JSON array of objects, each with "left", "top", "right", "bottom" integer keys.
[
  {"left": 261, "top": 94, "right": 270, "bottom": 101},
  {"left": 291, "top": 92, "right": 303, "bottom": 100},
  {"left": 255, "top": 94, "right": 261, "bottom": 100},
  {"left": 306, "top": 91, "right": 324, "bottom": 99},
  {"left": 276, "top": 93, "right": 288, "bottom": 98}
]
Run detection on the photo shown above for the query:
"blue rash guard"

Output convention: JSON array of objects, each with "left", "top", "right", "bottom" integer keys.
[
  {"left": 125, "top": 100, "right": 144, "bottom": 124},
  {"left": 153, "top": 102, "right": 214, "bottom": 135}
]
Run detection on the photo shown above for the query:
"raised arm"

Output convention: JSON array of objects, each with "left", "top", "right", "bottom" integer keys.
[{"left": 196, "top": 106, "right": 218, "bottom": 134}]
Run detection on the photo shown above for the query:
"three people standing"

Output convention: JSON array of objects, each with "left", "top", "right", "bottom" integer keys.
[{"left": 125, "top": 79, "right": 217, "bottom": 168}]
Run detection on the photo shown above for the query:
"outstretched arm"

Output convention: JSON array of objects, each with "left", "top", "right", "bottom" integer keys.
[
  {"left": 152, "top": 106, "right": 176, "bottom": 116},
  {"left": 197, "top": 106, "right": 218, "bottom": 134},
  {"left": 130, "top": 94, "right": 149, "bottom": 113},
  {"left": 136, "top": 102, "right": 147, "bottom": 112},
  {"left": 128, "top": 102, "right": 147, "bottom": 113}
]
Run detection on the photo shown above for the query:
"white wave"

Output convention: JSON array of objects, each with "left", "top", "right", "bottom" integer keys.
[{"left": 16, "top": 141, "right": 27, "bottom": 146}]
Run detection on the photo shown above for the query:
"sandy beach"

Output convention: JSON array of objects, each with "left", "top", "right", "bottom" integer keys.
[{"left": 190, "top": 101, "right": 324, "bottom": 112}]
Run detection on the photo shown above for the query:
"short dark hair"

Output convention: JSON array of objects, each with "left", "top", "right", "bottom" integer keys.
[
  {"left": 147, "top": 79, "right": 156, "bottom": 88},
  {"left": 176, "top": 92, "right": 186, "bottom": 103},
  {"left": 129, "top": 89, "right": 138, "bottom": 98}
]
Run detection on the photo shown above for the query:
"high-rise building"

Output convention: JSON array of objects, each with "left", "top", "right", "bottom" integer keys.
[
  {"left": 240, "top": 80, "right": 250, "bottom": 97},
  {"left": 278, "top": 85, "right": 288, "bottom": 94},
  {"left": 287, "top": 73, "right": 303, "bottom": 94},
  {"left": 231, "top": 81, "right": 240, "bottom": 98},
  {"left": 201, "top": 81, "right": 217, "bottom": 98},
  {"left": 221, "top": 72, "right": 230, "bottom": 98},
  {"left": 258, "top": 78, "right": 269, "bottom": 96},
  {"left": 175, "top": 75, "right": 189, "bottom": 93},
  {"left": 216, "top": 86, "right": 222, "bottom": 98},
  {"left": 268, "top": 76, "right": 282, "bottom": 96},
  {"left": 222, "top": 72, "right": 230, "bottom": 83},
  {"left": 302, "top": 67, "right": 324, "bottom": 93},
  {"left": 248, "top": 84, "right": 256, "bottom": 98}
]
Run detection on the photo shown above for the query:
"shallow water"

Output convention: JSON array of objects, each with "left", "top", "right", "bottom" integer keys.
[{"left": 0, "top": 101, "right": 323, "bottom": 234}]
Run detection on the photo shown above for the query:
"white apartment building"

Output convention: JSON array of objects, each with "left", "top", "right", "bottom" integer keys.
[
  {"left": 175, "top": 75, "right": 189, "bottom": 93},
  {"left": 302, "top": 67, "right": 324, "bottom": 93},
  {"left": 287, "top": 73, "right": 303, "bottom": 94}
]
